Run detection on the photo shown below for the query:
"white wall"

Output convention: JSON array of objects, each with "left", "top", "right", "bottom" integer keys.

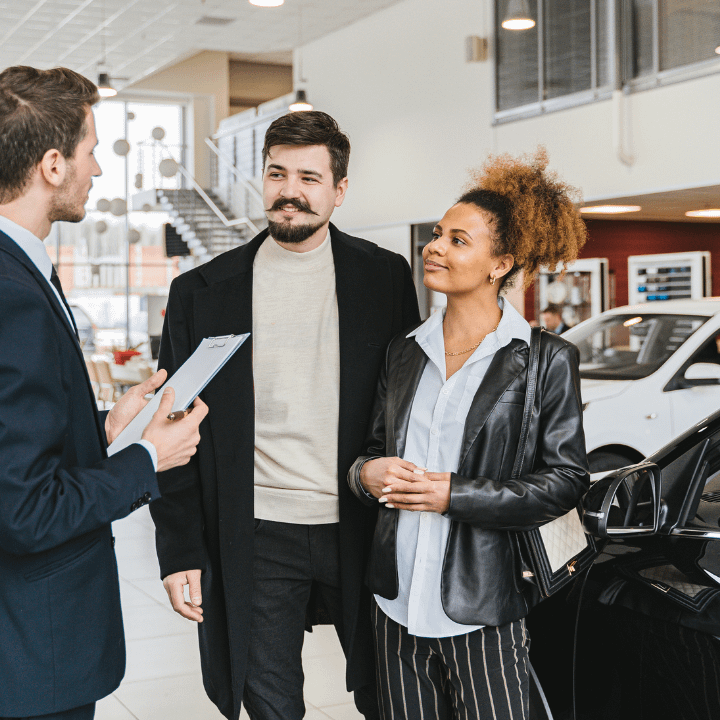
[{"left": 300, "top": 0, "right": 720, "bottom": 236}]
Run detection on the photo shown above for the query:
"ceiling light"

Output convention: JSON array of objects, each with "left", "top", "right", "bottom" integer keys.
[
  {"left": 289, "top": 89, "right": 313, "bottom": 112},
  {"left": 580, "top": 205, "right": 642, "bottom": 214},
  {"left": 97, "top": 72, "right": 117, "bottom": 98},
  {"left": 249, "top": 0, "right": 284, "bottom": 6},
  {"left": 715, "top": 45, "right": 720, "bottom": 55},
  {"left": 686, "top": 209, "right": 720, "bottom": 218},
  {"left": 501, "top": 0, "right": 535, "bottom": 30}
]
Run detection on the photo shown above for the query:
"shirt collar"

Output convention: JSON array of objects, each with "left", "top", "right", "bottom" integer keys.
[
  {"left": 407, "top": 296, "right": 532, "bottom": 374},
  {"left": 0, "top": 215, "right": 53, "bottom": 281}
]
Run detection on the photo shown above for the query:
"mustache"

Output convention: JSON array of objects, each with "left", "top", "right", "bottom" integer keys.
[{"left": 268, "top": 197, "right": 318, "bottom": 215}]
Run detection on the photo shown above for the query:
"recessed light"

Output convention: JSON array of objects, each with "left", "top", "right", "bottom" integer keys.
[
  {"left": 501, "top": 18, "right": 536, "bottom": 30},
  {"left": 715, "top": 45, "right": 720, "bottom": 55},
  {"left": 249, "top": 0, "right": 284, "bottom": 6},
  {"left": 580, "top": 205, "right": 642, "bottom": 214},
  {"left": 685, "top": 209, "right": 720, "bottom": 218}
]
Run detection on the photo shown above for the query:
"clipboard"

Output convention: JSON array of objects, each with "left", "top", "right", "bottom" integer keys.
[{"left": 107, "top": 333, "right": 249, "bottom": 456}]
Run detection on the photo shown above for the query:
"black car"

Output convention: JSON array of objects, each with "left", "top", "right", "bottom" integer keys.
[{"left": 529, "top": 410, "right": 720, "bottom": 720}]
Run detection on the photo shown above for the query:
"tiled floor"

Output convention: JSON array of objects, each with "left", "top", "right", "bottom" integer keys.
[{"left": 98, "top": 507, "right": 362, "bottom": 720}]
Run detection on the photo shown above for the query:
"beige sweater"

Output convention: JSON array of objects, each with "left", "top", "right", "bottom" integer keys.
[{"left": 252, "top": 234, "right": 340, "bottom": 524}]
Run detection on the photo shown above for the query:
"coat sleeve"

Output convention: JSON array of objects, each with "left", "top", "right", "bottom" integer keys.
[
  {"left": 444, "top": 343, "right": 590, "bottom": 530},
  {"left": 0, "top": 278, "right": 158, "bottom": 556},
  {"left": 149, "top": 278, "right": 208, "bottom": 578},
  {"left": 348, "top": 344, "right": 391, "bottom": 506}
]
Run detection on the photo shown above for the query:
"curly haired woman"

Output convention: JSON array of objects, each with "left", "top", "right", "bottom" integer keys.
[{"left": 348, "top": 149, "right": 590, "bottom": 720}]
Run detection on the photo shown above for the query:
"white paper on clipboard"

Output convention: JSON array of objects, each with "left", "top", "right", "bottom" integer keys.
[{"left": 107, "top": 333, "right": 249, "bottom": 456}]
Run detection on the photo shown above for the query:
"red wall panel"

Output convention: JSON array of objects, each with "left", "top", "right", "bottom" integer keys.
[{"left": 525, "top": 220, "right": 720, "bottom": 321}]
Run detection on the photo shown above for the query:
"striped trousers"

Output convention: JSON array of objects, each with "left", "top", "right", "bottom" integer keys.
[{"left": 372, "top": 601, "right": 529, "bottom": 720}]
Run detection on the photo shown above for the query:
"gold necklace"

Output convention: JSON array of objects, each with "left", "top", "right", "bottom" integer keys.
[{"left": 444, "top": 317, "right": 501, "bottom": 356}]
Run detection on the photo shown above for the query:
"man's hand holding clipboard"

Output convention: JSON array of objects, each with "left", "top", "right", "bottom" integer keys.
[{"left": 107, "top": 333, "right": 249, "bottom": 459}]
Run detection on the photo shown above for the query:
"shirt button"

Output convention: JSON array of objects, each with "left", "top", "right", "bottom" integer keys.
[
  {"left": 442, "top": 388, "right": 449, "bottom": 395},
  {"left": 431, "top": 428, "right": 438, "bottom": 436}
]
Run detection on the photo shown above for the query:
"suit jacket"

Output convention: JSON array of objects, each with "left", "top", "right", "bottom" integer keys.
[
  {"left": 150, "top": 225, "right": 420, "bottom": 720},
  {"left": 0, "top": 229, "right": 159, "bottom": 717},
  {"left": 348, "top": 328, "right": 589, "bottom": 627}
]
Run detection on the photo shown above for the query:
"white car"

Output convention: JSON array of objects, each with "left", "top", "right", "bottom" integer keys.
[{"left": 562, "top": 299, "right": 720, "bottom": 472}]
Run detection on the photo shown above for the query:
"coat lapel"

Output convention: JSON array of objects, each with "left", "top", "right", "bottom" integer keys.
[
  {"left": 0, "top": 230, "right": 105, "bottom": 445},
  {"left": 0, "top": 231, "right": 84, "bottom": 359},
  {"left": 457, "top": 339, "right": 528, "bottom": 468},
  {"left": 332, "top": 226, "right": 393, "bottom": 472},
  {"left": 192, "top": 235, "right": 264, "bottom": 462},
  {"left": 389, "top": 339, "right": 427, "bottom": 459}
]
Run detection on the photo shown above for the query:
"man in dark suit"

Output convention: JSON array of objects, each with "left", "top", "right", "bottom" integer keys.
[
  {"left": 0, "top": 66, "right": 207, "bottom": 720},
  {"left": 151, "top": 111, "right": 420, "bottom": 720},
  {"left": 541, "top": 304, "right": 571, "bottom": 334}
]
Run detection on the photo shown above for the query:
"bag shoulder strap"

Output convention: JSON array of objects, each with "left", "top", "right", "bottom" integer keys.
[{"left": 511, "top": 326, "right": 542, "bottom": 479}]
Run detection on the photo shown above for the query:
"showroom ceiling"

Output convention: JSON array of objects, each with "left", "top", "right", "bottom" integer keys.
[
  {"left": 0, "top": 0, "right": 404, "bottom": 87},
  {"left": 583, "top": 185, "right": 720, "bottom": 223}
]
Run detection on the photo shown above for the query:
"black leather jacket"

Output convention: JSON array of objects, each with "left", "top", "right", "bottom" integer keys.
[{"left": 348, "top": 328, "right": 590, "bottom": 627}]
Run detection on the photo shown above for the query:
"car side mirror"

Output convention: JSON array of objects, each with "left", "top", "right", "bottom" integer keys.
[
  {"left": 684, "top": 363, "right": 720, "bottom": 382},
  {"left": 582, "top": 462, "right": 661, "bottom": 538}
]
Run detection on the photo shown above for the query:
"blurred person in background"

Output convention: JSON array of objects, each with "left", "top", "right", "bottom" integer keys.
[
  {"left": 0, "top": 65, "right": 207, "bottom": 720},
  {"left": 541, "top": 303, "right": 571, "bottom": 334}
]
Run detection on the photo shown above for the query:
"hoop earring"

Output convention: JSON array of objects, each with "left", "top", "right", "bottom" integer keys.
[{"left": 489, "top": 276, "right": 496, "bottom": 286}]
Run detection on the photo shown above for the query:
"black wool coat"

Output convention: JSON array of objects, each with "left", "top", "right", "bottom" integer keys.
[{"left": 150, "top": 225, "right": 420, "bottom": 720}]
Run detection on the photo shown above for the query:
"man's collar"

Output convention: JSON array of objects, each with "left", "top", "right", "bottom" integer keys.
[{"left": 0, "top": 215, "right": 52, "bottom": 280}]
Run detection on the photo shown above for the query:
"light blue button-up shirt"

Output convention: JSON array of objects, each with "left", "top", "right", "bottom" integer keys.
[
  {"left": 375, "top": 297, "right": 531, "bottom": 637},
  {"left": 0, "top": 215, "right": 157, "bottom": 470}
]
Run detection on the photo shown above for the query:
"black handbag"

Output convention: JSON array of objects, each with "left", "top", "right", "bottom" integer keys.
[{"left": 513, "top": 326, "right": 598, "bottom": 598}]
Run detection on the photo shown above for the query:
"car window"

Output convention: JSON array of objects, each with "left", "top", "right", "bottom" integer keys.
[
  {"left": 571, "top": 314, "right": 707, "bottom": 380},
  {"left": 687, "top": 334, "right": 720, "bottom": 367}
]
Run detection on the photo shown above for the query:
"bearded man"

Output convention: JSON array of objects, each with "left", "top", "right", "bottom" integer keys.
[{"left": 150, "top": 110, "right": 420, "bottom": 720}]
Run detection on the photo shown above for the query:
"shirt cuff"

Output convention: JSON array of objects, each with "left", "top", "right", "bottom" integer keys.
[
  {"left": 356, "top": 457, "right": 381, "bottom": 501},
  {"left": 135, "top": 439, "right": 158, "bottom": 472}
]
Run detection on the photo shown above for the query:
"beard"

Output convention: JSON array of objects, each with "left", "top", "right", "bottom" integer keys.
[
  {"left": 48, "top": 162, "right": 86, "bottom": 224},
  {"left": 266, "top": 196, "right": 324, "bottom": 244},
  {"left": 267, "top": 218, "right": 326, "bottom": 244}
]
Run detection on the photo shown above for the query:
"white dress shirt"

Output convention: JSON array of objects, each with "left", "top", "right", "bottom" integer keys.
[
  {"left": 375, "top": 297, "right": 531, "bottom": 637},
  {"left": 0, "top": 215, "right": 157, "bottom": 470}
]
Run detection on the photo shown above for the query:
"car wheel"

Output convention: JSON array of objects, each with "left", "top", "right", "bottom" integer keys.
[{"left": 588, "top": 450, "right": 636, "bottom": 473}]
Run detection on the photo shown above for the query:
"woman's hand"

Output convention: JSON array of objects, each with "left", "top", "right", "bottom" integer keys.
[
  {"left": 379, "top": 471, "right": 452, "bottom": 514},
  {"left": 360, "top": 457, "right": 420, "bottom": 499}
]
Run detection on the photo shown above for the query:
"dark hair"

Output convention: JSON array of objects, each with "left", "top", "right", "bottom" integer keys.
[
  {"left": 0, "top": 66, "right": 99, "bottom": 204},
  {"left": 541, "top": 304, "right": 564, "bottom": 316},
  {"left": 458, "top": 148, "right": 587, "bottom": 290},
  {"left": 262, "top": 110, "right": 350, "bottom": 186}
]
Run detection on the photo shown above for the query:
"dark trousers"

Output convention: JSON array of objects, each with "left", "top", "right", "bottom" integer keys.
[
  {"left": 243, "top": 520, "right": 379, "bottom": 720},
  {"left": 373, "top": 601, "right": 529, "bottom": 720},
  {"left": 3, "top": 703, "right": 95, "bottom": 720}
]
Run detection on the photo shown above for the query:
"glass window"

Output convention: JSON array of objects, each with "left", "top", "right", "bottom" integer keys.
[
  {"left": 544, "top": 0, "right": 592, "bottom": 99},
  {"left": 496, "top": 0, "right": 720, "bottom": 119},
  {"left": 659, "top": 0, "right": 720, "bottom": 70},
  {"left": 631, "top": 0, "right": 655, "bottom": 77},
  {"left": 495, "top": 0, "right": 611, "bottom": 115},
  {"left": 496, "top": 0, "right": 539, "bottom": 110}
]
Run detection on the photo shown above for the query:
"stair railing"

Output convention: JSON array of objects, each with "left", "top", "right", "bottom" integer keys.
[{"left": 158, "top": 143, "right": 260, "bottom": 235}]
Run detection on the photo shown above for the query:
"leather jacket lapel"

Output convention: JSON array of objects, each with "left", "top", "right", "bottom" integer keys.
[
  {"left": 389, "top": 339, "right": 427, "bottom": 458},
  {"left": 457, "top": 339, "right": 528, "bottom": 469}
]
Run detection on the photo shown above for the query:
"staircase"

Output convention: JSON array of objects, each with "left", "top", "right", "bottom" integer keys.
[{"left": 157, "top": 188, "right": 266, "bottom": 259}]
